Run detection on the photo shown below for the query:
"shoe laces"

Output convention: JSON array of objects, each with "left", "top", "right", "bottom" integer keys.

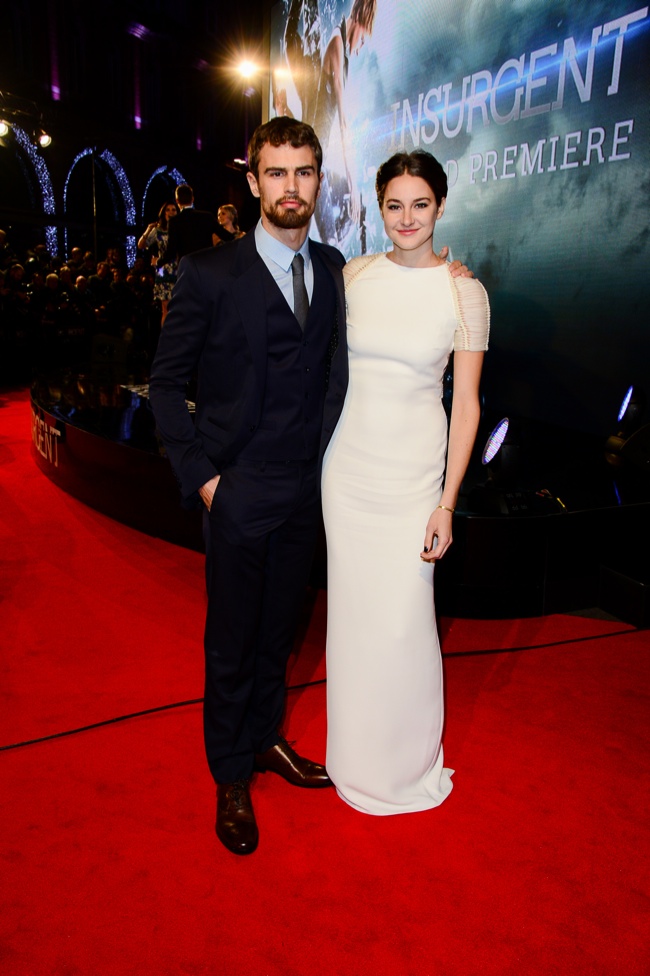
[
  {"left": 228, "top": 779, "right": 249, "bottom": 801},
  {"left": 278, "top": 734, "right": 297, "bottom": 752}
]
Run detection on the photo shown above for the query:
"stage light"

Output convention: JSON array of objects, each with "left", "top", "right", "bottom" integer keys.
[
  {"left": 482, "top": 418, "right": 509, "bottom": 464},
  {"left": 467, "top": 416, "right": 531, "bottom": 514},
  {"left": 619, "top": 426, "right": 650, "bottom": 471},
  {"left": 617, "top": 385, "right": 645, "bottom": 434},
  {"left": 481, "top": 417, "right": 523, "bottom": 489},
  {"left": 238, "top": 60, "right": 257, "bottom": 80},
  {"left": 618, "top": 386, "right": 633, "bottom": 422},
  {"left": 605, "top": 385, "right": 649, "bottom": 470},
  {"left": 127, "top": 22, "right": 150, "bottom": 40},
  {"left": 0, "top": 92, "right": 53, "bottom": 149}
]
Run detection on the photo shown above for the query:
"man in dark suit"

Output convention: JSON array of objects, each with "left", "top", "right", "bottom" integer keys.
[
  {"left": 149, "top": 119, "right": 348, "bottom": 855},
  {"left": 164, "top": 183, "right": 231, "bottom": 264}
]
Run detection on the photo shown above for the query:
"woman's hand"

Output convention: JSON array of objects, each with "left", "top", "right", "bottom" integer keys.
[
  {"left": 137, "top": 223, "right": 157, "bottom": 250},
  {"left": 420, "top": 507, "right": 453, "bottom": 562},
  {"left": 435, "top": 245, "right": 474, "bottom": 278}
]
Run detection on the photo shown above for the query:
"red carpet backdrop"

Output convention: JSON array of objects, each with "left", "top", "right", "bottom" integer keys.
[{"left": 1, "top": 389, "right": 648, "bottom": 975}]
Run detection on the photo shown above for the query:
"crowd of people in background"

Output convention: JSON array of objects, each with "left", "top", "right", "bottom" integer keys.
[
  {"left": 0, "top": 233, "right": 156, "bottom": 381},
  {"left": 0, "top": 194, "right": 245, "bottom": 382}
]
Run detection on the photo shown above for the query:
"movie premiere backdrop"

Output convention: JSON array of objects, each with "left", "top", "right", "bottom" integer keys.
[{"left": 269, "top": 0, "right": 649, "bottom": 433}]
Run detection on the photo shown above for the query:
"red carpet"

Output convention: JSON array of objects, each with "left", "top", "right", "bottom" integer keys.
[{"left": 1, "top": 388, "right": 648, "bottom": 975}]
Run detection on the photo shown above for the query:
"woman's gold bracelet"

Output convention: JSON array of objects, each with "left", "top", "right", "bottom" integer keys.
[{"left": 437, "top": 504, "right": 455, "bottom": 514}]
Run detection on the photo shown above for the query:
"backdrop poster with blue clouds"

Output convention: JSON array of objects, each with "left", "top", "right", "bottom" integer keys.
[{"left": 269, "top": 0, "right": 649, "bottom": 432}]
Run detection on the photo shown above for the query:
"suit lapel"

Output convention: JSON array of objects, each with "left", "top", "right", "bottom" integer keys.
[
  {"left": 230, "top": 234, "right": 269, "bottom": 395},
  {"left": 311, "top": 241, "right": 346, "bottom": 349},
  {"left": 228, "top": 234, "right": 346, "bottom": 396}
]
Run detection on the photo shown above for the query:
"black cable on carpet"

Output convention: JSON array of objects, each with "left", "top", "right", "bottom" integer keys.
[{"left": 0, "top": 626, "right": 641, "bottom": 752}]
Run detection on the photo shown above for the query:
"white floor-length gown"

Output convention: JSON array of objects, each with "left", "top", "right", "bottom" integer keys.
[{"left": 322, "top": 253, "right": 489, "bottom": 815}]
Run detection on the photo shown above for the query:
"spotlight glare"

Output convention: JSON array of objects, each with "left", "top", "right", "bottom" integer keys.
[
  {"left": 617, "top": 385, "right": 633, "bottom": 424},
  {"left": 238, "top": 60, "right": 257, "bottom": 79},
  {"left": 0, "top": 120, "right": 9, "bottom": 137},
  {"left": 127, "top": 22, "right": 149, "bottom": 40},
  {"left": 606, "top": 384, "right": 648, "bottom": 468},
  {"left": 482, "top": 418, "right": 509, "bottom": 465},
  {"left": 38, "top": 131, "right": 52, "bottom": 148}
]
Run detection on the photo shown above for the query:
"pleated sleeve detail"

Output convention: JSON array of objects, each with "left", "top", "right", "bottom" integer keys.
[
  {"left": 448, "top": 270, "right": 490, "bottom": 352},
  {"left": 342, "top": 253, "right": 383, "bottom": 290}
]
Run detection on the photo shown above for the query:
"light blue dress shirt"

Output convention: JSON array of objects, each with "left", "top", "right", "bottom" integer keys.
[{"left": 254, "top": 220, "right": 314, "bottom": 311}]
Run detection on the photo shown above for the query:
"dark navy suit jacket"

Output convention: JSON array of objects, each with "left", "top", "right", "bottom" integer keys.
[{"left": 148, "top": 232, "right": 348, "bottom": 507}]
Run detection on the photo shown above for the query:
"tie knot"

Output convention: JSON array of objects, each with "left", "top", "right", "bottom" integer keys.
[{"left": 292, "top": 253, "right": 305, "bottom": 276}]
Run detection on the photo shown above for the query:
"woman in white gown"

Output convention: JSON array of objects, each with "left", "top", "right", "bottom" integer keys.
[{"left": 322, "top": 150, "right": 489, "bottom": 815}]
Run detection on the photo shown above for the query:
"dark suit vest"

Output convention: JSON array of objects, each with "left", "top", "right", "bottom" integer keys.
[{"left": 238, "top": 250, "right": 336, "bottom": 462}]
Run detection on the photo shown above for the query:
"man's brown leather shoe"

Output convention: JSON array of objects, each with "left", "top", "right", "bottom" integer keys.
[
  {"left": 254, "top": 735, "right": 332, "bottom": 788},
  {"left": 216, "top": 779, "right": 258, "bottom": 855}
]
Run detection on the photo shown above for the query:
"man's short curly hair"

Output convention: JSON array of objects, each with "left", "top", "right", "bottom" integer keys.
[{"left": 247, "top": 118, "right": 323, "bottom": 180}]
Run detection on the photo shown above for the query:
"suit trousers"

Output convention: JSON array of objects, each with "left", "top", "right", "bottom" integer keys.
[{"left": 202, "top": 456, "right": 321, "bottom": 783}]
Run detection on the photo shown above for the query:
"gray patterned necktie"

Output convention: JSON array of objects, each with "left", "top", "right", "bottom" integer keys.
[{"left": 291, "top": 253, "right": 309, "bottom": 331}]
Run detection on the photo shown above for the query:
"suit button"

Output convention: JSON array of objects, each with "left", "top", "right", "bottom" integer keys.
[{"left": 249, "top": 425, "right": 256, "bottom": 432}]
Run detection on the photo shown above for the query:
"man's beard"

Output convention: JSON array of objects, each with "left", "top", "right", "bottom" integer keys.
[{"left": 263, "top": 196, "right": 315, "bottom": 229}]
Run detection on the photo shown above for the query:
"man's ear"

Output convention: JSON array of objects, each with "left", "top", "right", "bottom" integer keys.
[
  {"left": 247, "top": 171, "right": 260, "bottom": 199},
  {"left": 317, "top": 170, "right": 323, "bottom": 199}
]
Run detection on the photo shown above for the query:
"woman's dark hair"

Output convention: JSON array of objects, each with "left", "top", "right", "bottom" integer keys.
[
  {"left": 157, "top": 201, "right": 176, "bottom": 232},
  {"left": 375, "top": 150, "right": 448, "bottom": 209},
  {"left": 247, "top": 117, "right": 323, "bottom": 179}
]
